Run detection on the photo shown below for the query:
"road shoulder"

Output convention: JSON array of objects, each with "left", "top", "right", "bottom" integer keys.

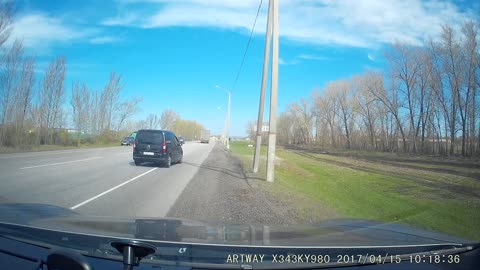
[{"left": 167, "top": 142, "right": 300, "bottom": 225}]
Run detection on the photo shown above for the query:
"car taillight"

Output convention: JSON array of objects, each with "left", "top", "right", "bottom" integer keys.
[
  {"left": 133, "top": 141, "right": 136, "bottom": 150},
  {"left": 162, "top": 141, "right": 166, "bottom": 153}
]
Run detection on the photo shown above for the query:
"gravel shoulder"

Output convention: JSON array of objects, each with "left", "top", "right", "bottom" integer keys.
[{"left": 167, "top": 142, "right": 300, "bottom": 225}]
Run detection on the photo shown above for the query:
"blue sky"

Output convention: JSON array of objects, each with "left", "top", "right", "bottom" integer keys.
[{"left": 10, "top": 0, "right": 479, "bottom": 136}]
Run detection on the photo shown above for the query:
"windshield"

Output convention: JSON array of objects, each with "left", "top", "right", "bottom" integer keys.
[{"left": 0, "top": 0, "right": 479, "bottom": 267}]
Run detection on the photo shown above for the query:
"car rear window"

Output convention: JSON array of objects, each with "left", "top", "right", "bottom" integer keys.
[{"left": 136, "top": 131, "right": 164, "bottom": 144}]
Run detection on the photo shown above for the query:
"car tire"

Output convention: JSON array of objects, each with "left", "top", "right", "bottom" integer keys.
[
  {"left": 165, "top": 155, "right": 171, "bottom": 168},
  {"left": 177, "top": 155, "right": 183, "bottom": 164},
  {"left": 134, "top": 160, "right": 141, "bottom": 166}
]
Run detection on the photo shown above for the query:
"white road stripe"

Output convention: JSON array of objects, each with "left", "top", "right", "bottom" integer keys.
[
  {"left": 19, "top": 157, "right": 102, "bottom": 170},
  {"left": 70, "top": 168, "right": 158, "bottom": 210},
  {"left": 0, "top": 150, "right": 94, "bottom": 159}
]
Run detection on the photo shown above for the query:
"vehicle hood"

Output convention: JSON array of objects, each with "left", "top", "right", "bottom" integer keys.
[{"left": 0, "top": 203, "right": 473, "bottom": 247}]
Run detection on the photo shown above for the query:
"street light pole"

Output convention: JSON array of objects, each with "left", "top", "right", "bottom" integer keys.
[{"left": 227, "top": 91, "right": 231, "bottom": 149}]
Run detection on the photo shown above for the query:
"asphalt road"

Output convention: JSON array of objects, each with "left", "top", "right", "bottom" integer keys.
[{"left": 0, "top": 142, "right": 215, "bottom": 218}]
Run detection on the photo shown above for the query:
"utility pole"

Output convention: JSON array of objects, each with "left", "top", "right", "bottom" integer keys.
[
  {"left": 227, "top": 91, "right": 231, "bottom": 149},
  {"left": 266, "top": 0, "right": 279, "bottom": 183},
  {"left": 253, "top": 0, "right": 273, "bottom": 173}
]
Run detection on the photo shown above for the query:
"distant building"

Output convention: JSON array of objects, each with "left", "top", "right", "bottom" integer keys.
[{"left": 253, "top": 123, "right": 269, "bottom": 132}]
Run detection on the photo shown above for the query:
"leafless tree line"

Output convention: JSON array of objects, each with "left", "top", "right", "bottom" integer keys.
[
  {"left": 0, "top": 3, "right": 141, "bottom": 148},
  {"left": 71, "top": 72, "right": 142, "bottom": 134},
  {"left": 133, "top": 109, "right": 205, "bottom": 141},
  {"left": 275, "top": 22, "right": 479, "bottom": 157}
]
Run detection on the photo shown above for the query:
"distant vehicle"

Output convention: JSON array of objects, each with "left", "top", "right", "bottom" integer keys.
[
  {"left": 133, "top": 129, "right": 183, "bottom": 168},
  {"left": 200, "top": 130, "right": 210, "bottom": 143},
  {"left": 178, "top": 136, "right": 185, "bottom": 145},
  {"left": 121, "top": 136, "right": 134, "bottom": 146}
]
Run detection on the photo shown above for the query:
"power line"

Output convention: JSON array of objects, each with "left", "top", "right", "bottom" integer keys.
[{"left": 231, "top": 0, "right": 264, "bottom": 91}]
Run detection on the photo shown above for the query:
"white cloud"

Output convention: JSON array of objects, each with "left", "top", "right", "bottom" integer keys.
[
  {"left": 10, "top": 13, "right": 120, "bottom": 52},
  {"left": 279, "top": 57, "right": 300, "bottom": 66},
  {"left": 367, "top": 53, "right": 375, "bottom": 61},
  {"left": 104, "top": 0, "right": 478, "bottom": 48},
  {"left": 280, "top": 53, "right": 330, "bottom": 65},
  {"left": 142, "top": 4, "right": 258, "bottom": 30},
  {"left": 10, "top": 14, "right": 94, "bottom": 50},
  {"left": 101, "top": 14, "right": 140, "bottom": 26},
  {"left": 89, "top": 36, "right": 121, "bottom": 44},
  {"left": 298, "top": 54, "right": 328, "bottom": 61}
]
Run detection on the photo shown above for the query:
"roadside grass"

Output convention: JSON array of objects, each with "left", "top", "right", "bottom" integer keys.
[
  {"left": 229, "top": 140, "right": 267, "bottom": 156},
  {"left": 0, "top": 142, "right": 121, "bottom": 154},
  {"left": 229, "top": 141, "right": 480, "bottom": 241}
]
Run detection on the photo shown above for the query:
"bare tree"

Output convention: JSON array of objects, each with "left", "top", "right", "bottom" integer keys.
[
  {"left": 461, "top": 21, "right": 478, "bottom": 156},
  {"left": 146, "top": 113, "right": 161, "bottom": 129},
  {"left": 14, "top": 56, "right": 35, "bottom": 146},
  {"left": 160, "top": 109, "right": 180, "bottom": 130},
  {"left": 0, "top": 0, "right": 14, "bottom": 48},
  {"left": 369, "top": 71, "right": 407, "bottom": 152},
  {"left": 276, "top": 113, "right": 292, "bottom": 145},
  {"left": 39, "top": 56, "right": 67, "bottom": 144},
  {"left": 437, "top": 25, "right": 462, "bottom": 155},
  {"left": 354, "top": 73, "right": 381, "bottom": 150},
  {"left": 315, "top": 88, "right": 338, "bottom": 147},
  {"left": 71, "top": 81, "right": 91, "bottom": 144},
  {"left": 330, "top": 80, "right": 354, "bottom": 149},
  {"left": 173, "top": 119, "right": 205, "bottom": 141},
  {"left": 245, "top": 120, "right": 256, "bottom": 141},
  {"left": 0, "top": 39, "right": 23, "bottom": 145},
  {"left": 136, "top": 120, "right": 148, "bottom": 130},
  {"left": 387, "top": 43, "right": 421, "bottom": 152},
  {"left": 88, "top": 90, "right": 101, "bottom": 134},
  {"left": 414, "top": 48, "right": 435, "bottom": 153},
  {"left": 288, "top": 98, "right": 313, "bottom": 144},
  {"left": 115, "top": 97, "right": 142, "bottom": 132},
  {"left": 99, "top": 72, "right": 123, "bottom": 132}
]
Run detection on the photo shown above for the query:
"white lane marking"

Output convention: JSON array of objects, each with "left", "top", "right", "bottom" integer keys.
[
  {"left": 70, "top": 167, "right": 158, "bottom": 210},
  {"left": 19, "top": 157, "right": 102, "bottom": 170},
  {"left": 0, "top": 148, "right": 119, "bottom": 159},
  {"left": 0, "top": 150, "right": 91, "bottom": 159}
]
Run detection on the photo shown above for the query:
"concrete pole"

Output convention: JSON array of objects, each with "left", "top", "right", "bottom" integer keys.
[
  {"left": 266, "top": 0, "right": 279, "bottom": 183},
  {"left": 262, "top": 225, "right": 270, "bottom": 245},
  {"left": 223, "top": 114, "right": 227, "bottom": 146},
  {"left": 253, "top": 0, "right": 273, "bottom": 173},
  {"left": 226, "top": 91, "right": 231, "bottom": 149}
]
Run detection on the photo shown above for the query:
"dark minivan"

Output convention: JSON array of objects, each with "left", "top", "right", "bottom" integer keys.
[{"left": 133, "top": 129, "right": 183, "bottom": 168}]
